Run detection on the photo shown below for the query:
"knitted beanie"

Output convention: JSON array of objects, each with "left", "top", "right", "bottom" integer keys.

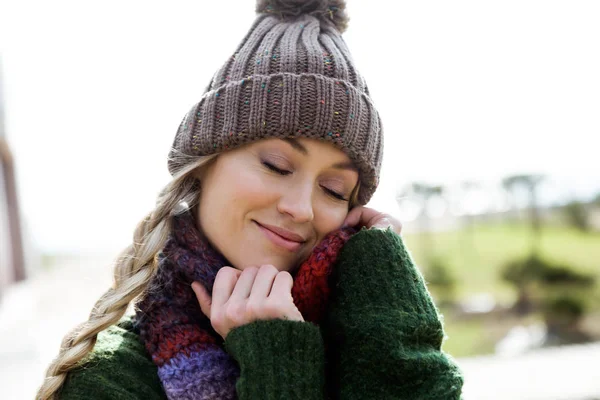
[{"left": 168, "top": 0, "right": 383, "bottom": 205}]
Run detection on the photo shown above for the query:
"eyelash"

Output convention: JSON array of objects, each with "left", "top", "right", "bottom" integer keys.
[{"left": 262, "top": 161, "right": 348, "bottom": 201}]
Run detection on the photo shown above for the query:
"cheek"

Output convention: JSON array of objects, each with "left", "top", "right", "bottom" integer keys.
[
  {"left": 201, "top": 162, "right": 277, "bottom": 237},
  {"left": 227, "top": 166, "right": 277, "bottom": 209},
  {"left": 313, "top": 204, "right": 349, "bottom": 237}
]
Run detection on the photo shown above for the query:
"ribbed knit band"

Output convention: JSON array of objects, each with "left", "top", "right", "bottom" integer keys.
[
  {"left": 225, "top": 319, "right": 326, "bottom": 399},
  {"left": 168, "top": 13, "right": 383, "bottom": 205}
]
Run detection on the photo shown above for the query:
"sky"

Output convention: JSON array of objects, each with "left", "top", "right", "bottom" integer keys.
[{"left": 1, "top": 0, "right": 599, "bottom": 253}]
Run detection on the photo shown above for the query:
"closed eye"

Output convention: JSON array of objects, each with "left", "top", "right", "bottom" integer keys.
[
  {"left": 323, "top": 187, "right": 347, "bottom": 201},
  {"left": 264, "top": 161, "right": 347, "bottom": 201},
  {"left": 262, "top": 161, "right": 291, "bottom": 176}
]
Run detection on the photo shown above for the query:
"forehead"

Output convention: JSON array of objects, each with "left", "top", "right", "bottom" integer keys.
[{"left": 256, "top": 138, "right": 355, "bottom": 165}]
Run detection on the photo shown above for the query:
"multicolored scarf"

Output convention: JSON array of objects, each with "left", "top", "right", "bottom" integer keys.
[{"left": 134, "top": 209, "right": 354, "bottom": 399}]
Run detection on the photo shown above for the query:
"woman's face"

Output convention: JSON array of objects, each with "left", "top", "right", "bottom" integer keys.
[{"left": 196, "top": 138, "right": 359, "bottom": 272}]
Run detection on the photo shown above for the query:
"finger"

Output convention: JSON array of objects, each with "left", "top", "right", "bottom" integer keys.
[
  {"left": 212, "top": 267, "right": 241, "bottom": 311},
  {"left": 230, "top": 267, "right": 259, "bottom": 300},
  {"left": 343, "top": 206, "right": 380, "bottom": 228},
  {"left": 192, "top": 281, "right": 212, "bottom": 319},
  {"left": 342, "top": 206, "right": 363, "bottom": 228},
  {"left": 268, "top": 271, "right": 294, "bottom": 300},
  {"left": 371, "top": 216, "right": 392, "bottom": 230},
  {"left": 249, "top": 265, "right": 279, "bottom": 300},
  {"left": 370, "top": 213, "right": 402, "bottom": 233}
]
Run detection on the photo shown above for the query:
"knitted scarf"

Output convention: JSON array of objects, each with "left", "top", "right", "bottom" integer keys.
[{"left": 134, "top": 209, "right": 355, "bottom": 399}]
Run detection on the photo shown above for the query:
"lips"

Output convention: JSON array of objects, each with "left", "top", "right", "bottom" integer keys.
[
  {"left": 254, "top": 221, "right": 306, "bottom": 252},
  {"left": 257, "top": 222, "right": 306, "bottom": 243}
]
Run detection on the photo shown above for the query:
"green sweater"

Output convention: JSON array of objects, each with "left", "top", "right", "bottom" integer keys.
[{"left": 60, "top": 228, "right": 463, "bottom": 399}]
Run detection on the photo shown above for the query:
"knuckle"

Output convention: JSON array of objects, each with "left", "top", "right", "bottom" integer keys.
[
  {"left": 277, "top": 271, "right": 293, "bottom": 284},
  {"left": 245, "top": 266, "right": 259, "bottom": 274},
  {"left": 245, "top": 299, "right": 262, "bottom": 319},
  {"left": 225, "top": 302, "right": 246, "bottom": 324},
  {"left": 262, "top": 302, "right": 278, "bottom": 317},
  {"left": 216, "top": 266, "right": 235, "bottom": 280},
  {"left": 278, "top": 270, "right": 292, "bottom": 278},
  {"left": 261, "top": 264, "right": 279, "bottom": 274},
  {"left": 241, "top": 266, "right": 259, "bottom": 280},
  {"left": 264, "top": 299, "right": 286, "bottom": 317}
]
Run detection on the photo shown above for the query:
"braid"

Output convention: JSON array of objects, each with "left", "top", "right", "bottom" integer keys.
[{"left": 36, "top": 154, "right": 217, "bottom": 400}]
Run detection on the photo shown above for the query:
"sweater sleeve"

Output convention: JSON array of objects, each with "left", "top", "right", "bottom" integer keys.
[
  {"left": 59, "top": 318, "right": 167, "bottom": 400},
  {"left": 224, "top": 319, "right": 326, "bottom": 400},
  {"left": 324, "top": 228, "right": 464, "bottom": 400}
]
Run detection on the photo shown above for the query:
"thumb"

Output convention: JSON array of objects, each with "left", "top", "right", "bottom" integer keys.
[{"left": 192, "top": 281, "right": 212, "bottom": 319}]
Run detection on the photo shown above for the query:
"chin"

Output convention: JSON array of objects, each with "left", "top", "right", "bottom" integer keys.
[
  {"left": 266, "top": 257, "right": 296, "bottom": 272},
  {"left": 229, "top": 254, "right": 291, "bottom": 272}
]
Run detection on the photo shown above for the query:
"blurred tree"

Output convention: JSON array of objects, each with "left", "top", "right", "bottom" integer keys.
[
  {"left": 502, "top": 174, "right": 545, "bottom": 254},
  {"left": 542, "top": 296, "right": 589, "bottom": 345},
  {"left": 410, "top": 183, "right": 445, "bottom": 218},
  {"left": 397, "top": 182, "right": 445, "bottom": 256},
  {"left": 459, "top": 180, "right": 482, "bottom": 251},
  {"left": 501, "top": 254, "right": 545, "bottom": 314},
  {"left": 562, "top": 200, "right": 590, "bottom": 232},
  {"left": 537, "top": 263, "right": 595, "bottom": 287},
  {"left": 501, "top": 253, "right": 596, "bottom": 346},
  {"left": 425, "top": 257, "right": 456, "bottom": 308},
  {"left": 538, "top": 265, "right": 596, "bottom": 345}
]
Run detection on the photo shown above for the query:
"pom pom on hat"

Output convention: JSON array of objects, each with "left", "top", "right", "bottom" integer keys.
[{"left": 256, "top": 0, "right": 349, "bottom": 33}]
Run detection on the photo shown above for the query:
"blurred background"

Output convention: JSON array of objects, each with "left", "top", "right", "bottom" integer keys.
[{"left": 1, "top": 0, "right": 599, "bottom": 399}]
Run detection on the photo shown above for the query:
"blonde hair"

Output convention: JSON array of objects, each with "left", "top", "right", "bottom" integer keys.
[
  {"left": 36, "top": 147, "right": 362, "bottom": 399},
  {"left": 36, "top": 151, "right": 218, "bottom": 400},
  {"left": 348, "top": 181, "right": 361, "bottom": 210}
]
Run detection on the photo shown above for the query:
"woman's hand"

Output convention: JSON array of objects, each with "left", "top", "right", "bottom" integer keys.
[
  {"left": 192, "top": 265, "right": 304, "bottom": 340},
  {"left": 342, "top": 206, "right": 402, "bottom": 235}
]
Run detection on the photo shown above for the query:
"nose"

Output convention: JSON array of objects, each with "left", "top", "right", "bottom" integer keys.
[{"left": 277, "top": 182, "right": 314, "bottom": 223}]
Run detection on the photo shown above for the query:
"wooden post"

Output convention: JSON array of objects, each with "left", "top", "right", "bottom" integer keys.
[{"left": 0, "top": 58, "right": 26, "bottom": 288}]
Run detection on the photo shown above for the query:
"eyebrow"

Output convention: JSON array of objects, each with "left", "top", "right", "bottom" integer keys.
[{"left": 282, "top": 138, "right": 359, "bottom": 172}]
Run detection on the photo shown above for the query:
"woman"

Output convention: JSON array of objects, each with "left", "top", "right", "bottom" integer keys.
[{"left": 37, "top": 1, "right": 463, "bottom": 399}]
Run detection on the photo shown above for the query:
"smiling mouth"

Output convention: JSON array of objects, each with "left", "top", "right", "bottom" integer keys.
[{"left": 253, "top": 221, "right": 305, "bottom": 252}]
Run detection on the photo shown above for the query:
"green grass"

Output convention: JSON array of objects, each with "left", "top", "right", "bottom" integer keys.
[
  {"left": 442, "top": 317, "right": 493, "bottom": 357},
  {"left": 402, "top": 221, "right": 600, "bottom": 357},
  {"left": 402, "top": 221, "right": 600, "bottom": 304}
]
